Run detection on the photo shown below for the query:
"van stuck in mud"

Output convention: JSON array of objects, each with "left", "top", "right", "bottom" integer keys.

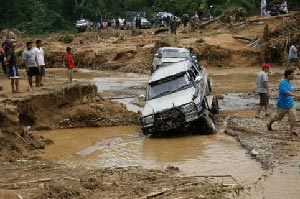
[{"left": 140, "top": 60, "right": 219, "bottom": 136}]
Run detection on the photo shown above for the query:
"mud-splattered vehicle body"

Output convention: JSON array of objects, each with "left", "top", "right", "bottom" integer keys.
[{"left": 140, "top": 60, "right": 219, "bottom": 136}]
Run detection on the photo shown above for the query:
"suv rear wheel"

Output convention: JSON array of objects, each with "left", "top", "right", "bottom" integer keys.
[{"left": 211, "top": 96, "right": 219, "bottom": 114}]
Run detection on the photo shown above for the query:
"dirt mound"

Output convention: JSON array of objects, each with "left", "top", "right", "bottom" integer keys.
[
  {"left": 0, "top": 129, "right": 49, "bottom": 161},
  {"left": 194, "top": 44, "right": 232, "bottom": 67},
  {"left": 0, "top": 82, "right": 138, "bottom": 160}
]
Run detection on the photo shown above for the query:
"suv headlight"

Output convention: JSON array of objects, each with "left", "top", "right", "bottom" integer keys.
[
  {"left": 142, "top": 115, "right": 154, "bottom": 126},
  {"left": 181, "top": 103, "right": 196, "bottom": 114}
]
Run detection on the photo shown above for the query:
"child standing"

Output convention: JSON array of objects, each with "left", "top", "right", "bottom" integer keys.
[{"left": 65, "top": 47, "right": 75, "bottom": 83}]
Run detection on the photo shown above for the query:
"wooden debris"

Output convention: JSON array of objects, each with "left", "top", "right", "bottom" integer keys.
[{"left": 232, "top": 35, "right": 254, "bottom": 42}]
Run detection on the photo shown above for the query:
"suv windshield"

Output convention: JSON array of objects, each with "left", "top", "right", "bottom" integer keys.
[
  {"left": 162, "top": 50, "right": 188, "bottom": 58},
  {"left": 148, "top": 73, "right": 191, "bottom": 100}
]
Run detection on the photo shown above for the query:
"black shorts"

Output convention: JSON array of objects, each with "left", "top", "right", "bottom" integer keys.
[
  {"left": 27, "top": 67, "right": 40, "bottom": 76},
  {"left": 259, "top": 93, "right": 269, "bottom": 106},
  {"left": 289, "top": 58, "right": 298, "bottom": 63}
]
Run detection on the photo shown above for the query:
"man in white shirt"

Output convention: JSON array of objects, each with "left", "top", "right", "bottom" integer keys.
[
  {"left": 288, "top": 42, "right": 299, "bottom": 69},
  {"left": 34, "top": 40, "right": 45, "bottom": 86},
  {"left": 261, "top": 0, "right": 267, "bottom": 17}
]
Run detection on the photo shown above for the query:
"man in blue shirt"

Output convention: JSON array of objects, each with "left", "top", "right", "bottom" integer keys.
[{"left": 268, "top": 69, "right": 300, "bottom": 135}]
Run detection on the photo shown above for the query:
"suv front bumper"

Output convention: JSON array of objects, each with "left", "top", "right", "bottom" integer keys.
[{"left": 141, "top": 108, "right": 202, "bottom": 135}]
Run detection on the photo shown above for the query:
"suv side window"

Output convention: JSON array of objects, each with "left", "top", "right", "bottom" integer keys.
[{"left": 188, "top": 70, "right": 196, "bottom": 80}]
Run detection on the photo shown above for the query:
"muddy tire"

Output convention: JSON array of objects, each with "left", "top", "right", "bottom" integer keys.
[
  {"left": 211, "top": 96, "right": 219, "bottom": 114},
  {"left": 198, "top": 112, "right": 217, "bottom": 134}
]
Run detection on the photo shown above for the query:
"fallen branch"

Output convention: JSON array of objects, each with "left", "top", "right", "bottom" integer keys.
[
  {"left": 232, "top": 35, "right": 254, "bottom": 42},
  {"left": 0, "top": 178, "right": 52, "bottom": 189},
  {"left": 142, "top": 182, "right": 200, "bottom": 198},
  {"left": 153, "top": 28, "right": 169, "bottom": 35}
]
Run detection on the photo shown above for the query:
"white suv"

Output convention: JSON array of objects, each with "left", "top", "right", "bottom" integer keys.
[
  {"left": 152, "top": 47, "right": 197, "bottom": 73},
  {"left": 140, "top": 60, "right": 219, "bottom": 136}
]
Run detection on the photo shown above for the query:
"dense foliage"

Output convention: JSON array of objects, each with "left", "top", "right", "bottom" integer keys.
[{"left": 0, "top": 0, "right": 298, "bottom": 34}]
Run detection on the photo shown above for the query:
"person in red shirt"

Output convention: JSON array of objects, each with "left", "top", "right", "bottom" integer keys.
[{"left": 65, "top": 47, "right": 75, "bottom": 83}]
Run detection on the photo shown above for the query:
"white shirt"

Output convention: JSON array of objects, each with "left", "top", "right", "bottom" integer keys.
[
  {"left": 289, "top": 45, "right": 297, "bottom": 60},
  {"left": 33, "top": 47, "right": 45, "bottom": 65},
  {"left": 261, "top": 0, "right": 266, "bottom": 8}
]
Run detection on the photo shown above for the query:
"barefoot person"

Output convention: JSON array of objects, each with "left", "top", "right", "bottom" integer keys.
[
  {"left": 65, "top": 47, "right": 75, "bottom": 83},
  {"left": 256, "top": 63, "right": 271, "bottom": 118},
  {"left": 267, "top": 69, "right": 300, "bottom": 135},
  {"left": 22, "top": 41, "right": 40, "bottom": 88},
  {"left": 34, "top": 40, "right": 45, "bottom": 86},
  {"left": 6, "top": 42, "right": 20, "bottom": 93}
]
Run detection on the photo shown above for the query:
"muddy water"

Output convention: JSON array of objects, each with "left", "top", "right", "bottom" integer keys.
[
  {"left": 38, "top": 126, "right": 263, "bottom": 185},
  {"left": 243, "top": 146, "right": 300, "bottom": 199},
  {"left": 48, "top": 68, "right": 287, "bottom": 112},
  {"left": 90, "top": 71, "right": 284, "bottom": 112}
]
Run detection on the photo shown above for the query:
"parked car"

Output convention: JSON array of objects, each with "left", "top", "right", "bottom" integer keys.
[
  {"left": 139, "top": 60, "right": 219, "bottom": 136},
  {"left": 76, "top": 19, "right": 92, "bottom": 32},
  {"left": 132, "top": 17, "right": 151, "bottom": 29},
  {"left": 152, "top": 47, "right": 198, "bottom": 72}
]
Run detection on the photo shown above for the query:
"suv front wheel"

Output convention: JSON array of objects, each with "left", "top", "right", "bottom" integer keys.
[{"left": 198, "top": 112, "right": 217, "bottom": 134}]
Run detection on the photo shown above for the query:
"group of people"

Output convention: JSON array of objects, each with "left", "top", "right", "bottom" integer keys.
[
  {"left": 0, "top": 39, "right": 76, "bottom": 93},
  {"left": 255, "top": 44, "right": 300, "bottom": 135},
  {"left": 261, "top": 0, "right": 288, "bottom": 17}
]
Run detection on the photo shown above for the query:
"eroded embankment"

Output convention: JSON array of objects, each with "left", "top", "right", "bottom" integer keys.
[{"left": 0, "top": 83, "right": 138, "bottom": 160}]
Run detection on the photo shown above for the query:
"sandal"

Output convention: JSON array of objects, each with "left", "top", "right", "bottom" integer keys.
[
  {"left": 292, "top": 132, "right": 298, "bottom": 136},
  {"left": 267, "top": 125, "right": 273, "bottom": 131}
]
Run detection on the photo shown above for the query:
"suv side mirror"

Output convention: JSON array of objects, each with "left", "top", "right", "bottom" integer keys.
[
  {"left": 155, "top": 53, "right": 162, "bottom": 58},
  {"left": 194, "top": 76, "right": 201, "bottom": 83}
]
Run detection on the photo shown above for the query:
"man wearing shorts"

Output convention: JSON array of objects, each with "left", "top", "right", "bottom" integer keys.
[
  {"left": 256, "top": 63, "right": 271, "bottom": 118},
  {"left": 34, "top": 40, "right": 45, "bottom": 86},
  {"left": 22, "top": 41, "right": 40, "bottom": 88},
  {"left": 6, "top": 42, "right": 20, "bottom": 93},
  {"left": 65, "top": 47, "right": 75, "bottom": 83},
  {"left": 268, "top": 69, "right": 300, "bottom": 135}
]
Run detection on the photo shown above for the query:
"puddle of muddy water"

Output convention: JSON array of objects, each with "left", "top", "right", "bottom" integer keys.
[{"left": 37, "top": 126, "right": 263, "bottom": 185}]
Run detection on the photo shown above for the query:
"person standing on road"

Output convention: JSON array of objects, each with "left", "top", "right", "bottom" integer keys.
[
  {"left": 256, "top": 63, "right": 271, "bottom": 118},
  {"left": 96, "top": 21, "right": 101, "bottom": 33},
  {"left": 0, "top": 42, "right": 7, "bottom": 74},
  {"left": 267, "top": 69, "right": 300, "bottom": 135},
  {"left": 261, "top": 0, "right": 267, "bottom": 17},
  {"left": 34, "top": 40, "right": 45, "bottom": 86},
  {"left": 288, "top": 42, "right": 298, "bottom": 69},
  {"left": 22, "top": 41, "right": 40, "bottom": 88},
  {"left": 65, "top": 47, "right": 75, "bottom": 83},
  {"left": 170, "top": 16, "right": 178, "bottom": 35},
  {"left": 6, "top": 42, "right": 20, "bottom": 93},
  {"left": 182, "top": 14, "right": 189, "bottom": 28}
]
